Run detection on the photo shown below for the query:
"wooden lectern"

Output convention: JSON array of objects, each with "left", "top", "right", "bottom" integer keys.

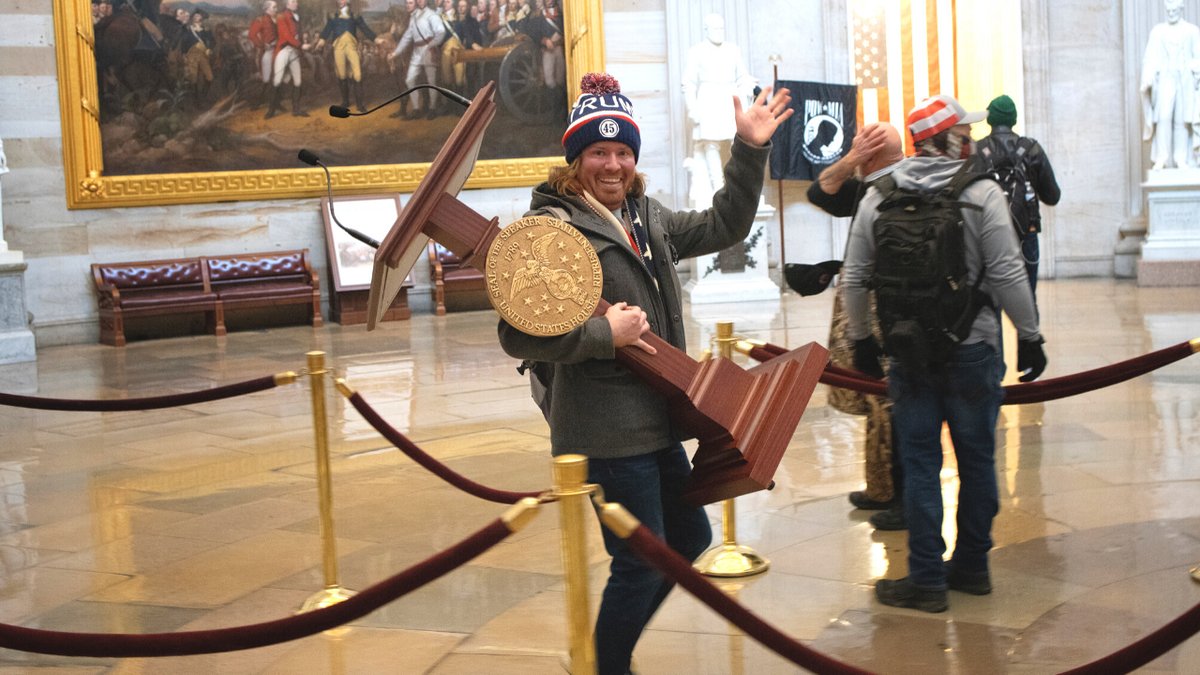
[{"left": 366, "top": 82, "right": 828, "bottom": 505}]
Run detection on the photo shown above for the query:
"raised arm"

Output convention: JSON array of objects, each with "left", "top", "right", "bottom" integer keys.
[{"left": 732, "top": 85, "right": 793, "bottom": 147}]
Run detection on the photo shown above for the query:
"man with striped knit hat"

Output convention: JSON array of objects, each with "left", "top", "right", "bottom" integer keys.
[{"left": 498, "top": 72, "right": 793, "bottom": 674}]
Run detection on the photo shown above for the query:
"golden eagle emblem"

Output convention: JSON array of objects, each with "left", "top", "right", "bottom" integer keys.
[
  {"left": 509, "top": 231, "right": 579, "bottom": 301},
  {"left": 484, "top": 215, "right": 603, "bottom": 337}
]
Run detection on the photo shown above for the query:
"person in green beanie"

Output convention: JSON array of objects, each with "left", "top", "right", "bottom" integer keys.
[{"left": 976, "top": 94, "right": 1061, "bottom": 299}]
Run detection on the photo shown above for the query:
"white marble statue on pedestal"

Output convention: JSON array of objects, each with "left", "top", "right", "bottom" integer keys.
[
  {"left": 1141, "top": 0, "right": 1200, "bottom": 170},
  {"left": 0, "top": 135, "right": 35, "bottom": 364},
  {"left": 0, "top": 137, "right": 9, "bottom": 256},
  {"left": 681, "top": 14, "right": 756, "bottom": 208}
]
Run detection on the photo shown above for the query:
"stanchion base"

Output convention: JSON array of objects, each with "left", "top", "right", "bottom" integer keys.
[
  {"left": 694, "top": 544, "right": 770, "bottom": 578},
  {"left": 1191, "top": 565, "right": 1200, "bottom": 583},
  {"left": 298, "top": 585, "right": 357, "bottom": 614}
]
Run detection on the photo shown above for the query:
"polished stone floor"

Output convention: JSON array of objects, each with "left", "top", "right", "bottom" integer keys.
[{"left": 0, "top": 278, "right": 1198, "bottom": 674}]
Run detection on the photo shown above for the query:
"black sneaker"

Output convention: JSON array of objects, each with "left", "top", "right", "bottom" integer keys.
[
  {"left": 875, "top": 577, "right": 948, "bottom": 613},
  {"left": 868, "top": 506, "right": 907, "bottom": 531},
  {"left": 945, "top": 561, "right": 992, "bottom": 595},
  {"left": 849, "top": 490, "right": 894, "bottom": 510}
]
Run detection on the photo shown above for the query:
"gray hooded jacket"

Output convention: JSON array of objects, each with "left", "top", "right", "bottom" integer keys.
[{"left": 840, "top": 155, "right": 1042, "bottom": 357}]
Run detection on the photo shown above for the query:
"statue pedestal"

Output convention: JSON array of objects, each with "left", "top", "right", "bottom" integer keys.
[
  {"left": 1139, "top": 170, "right": 1200, "bottom": 286},
  {"left": 685, "top": 201, "right": 780, "bottom": 304},
  {"left": 0, "top": 260, "right": 36, "bottom": 364}
]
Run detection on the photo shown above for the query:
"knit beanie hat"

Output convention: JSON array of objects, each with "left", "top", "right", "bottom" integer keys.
[
  {"left": 562, "top": 73, "right": 641, "bottom": 164},
  {"left": 986, "top": 94, "right": 1018, "bottom": 128}
]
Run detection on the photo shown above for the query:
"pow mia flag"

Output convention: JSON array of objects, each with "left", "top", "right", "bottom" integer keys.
[{"left": 769, "top": 81, "right": 858, "bottom": 181}]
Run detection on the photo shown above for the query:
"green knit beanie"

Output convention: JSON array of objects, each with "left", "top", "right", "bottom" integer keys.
[{"left": 987, "top": 94, "right": 1017, "bottom": 127}]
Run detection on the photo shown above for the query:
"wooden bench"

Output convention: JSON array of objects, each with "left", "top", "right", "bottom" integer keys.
[
  {"left": 91, "top": 249, "right": 321, "bottom": 346},
  {"left": 205, "top": 250, "right": 322, "bottom": 329},
  {"left": 428, "top": 241, "right": 490, "bottom": 315},
  {"left": 92, "top": 257, "right": 224, "bottom": 347}
]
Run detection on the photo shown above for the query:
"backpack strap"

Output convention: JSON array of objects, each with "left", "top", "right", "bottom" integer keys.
[
  {"left": 945, "top": 159, "right": 982, "bottom": 195},
  {"left": 978, "top": 142, "right": 996, "bottom": 167},
  {"left": 945, "top": 161, "right": 992, "bottom": 310},
  {"left": 1013, "top": 136, "right": 1034, "bottom": 162},
  {"left": 871, "top": 173, "right": 917, "bottom": 213},
  {"left": 942, "top": 160, "right": 987, "bottom": 212}
]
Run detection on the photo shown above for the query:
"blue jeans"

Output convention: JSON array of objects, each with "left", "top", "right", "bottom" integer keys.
[
  {"left": 1022, "top": 230, "right": 1040, "bottom": 294},
  {"left": 887, "top": 342, "right": 1004, "bottom": 589},
  {"left": 588, "top": 445, "right": 712, "bottom": 675}
]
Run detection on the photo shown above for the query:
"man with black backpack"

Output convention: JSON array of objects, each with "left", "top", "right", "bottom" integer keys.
[
  {"left": 976, "top": 94, "right": 1061, "bottom": 297},
  {"left": 841, "top": 94, "right": 1047, "bottom": 613}
]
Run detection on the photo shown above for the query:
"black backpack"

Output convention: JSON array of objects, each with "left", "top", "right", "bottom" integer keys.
[
  {"left": 978, "top": 137, "right": 1037, "bottom": 237},
  {"left": 870, "top": 163, "right": 991, "bottom": 373}
]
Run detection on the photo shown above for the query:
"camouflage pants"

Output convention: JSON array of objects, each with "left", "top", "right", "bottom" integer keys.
[{"left": 827, "top": 286, "right": 895, "bottom": 502}]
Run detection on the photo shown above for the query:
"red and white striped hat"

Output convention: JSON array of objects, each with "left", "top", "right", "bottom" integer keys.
[{"left": 905, "top": 95, "right": 986, "bottom": 144}]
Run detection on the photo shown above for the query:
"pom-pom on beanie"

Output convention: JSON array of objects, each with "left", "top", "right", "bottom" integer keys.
[{"left": 562, "top": 73, "right": 641, "bottom": 164}]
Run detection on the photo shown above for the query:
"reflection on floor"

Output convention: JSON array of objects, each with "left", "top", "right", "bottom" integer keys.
[{"left": 0, "top": 278, "right": 1198, "bottom": 674}]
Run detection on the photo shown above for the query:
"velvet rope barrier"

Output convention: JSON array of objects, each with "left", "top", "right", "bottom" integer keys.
[
  {"left": 608, "top": 510, "right": 1200, "bottom": 675},
  {"left": 1058, "top": 600, "right": 1200, "bottom": 675},
  {"left": 0, "top": 506, "right": 533, "bottom": 657},
  {"left": 0, "top": 373, "right": 296, "bottom": 412},
  {"left": 746, "top": 339, "right": 1199, "bottom": 404},
  {"left": 339, "top": 383, "right": 544, "bottom": 505}
]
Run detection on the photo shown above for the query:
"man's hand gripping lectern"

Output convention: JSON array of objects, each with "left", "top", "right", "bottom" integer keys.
[{"left": 366, "top": 82, "right": 828, "bottom": 506}]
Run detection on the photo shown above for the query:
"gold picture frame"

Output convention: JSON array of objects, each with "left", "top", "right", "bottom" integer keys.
[{"left": 51, "top": 0, "right": 605, "bottom": 209}]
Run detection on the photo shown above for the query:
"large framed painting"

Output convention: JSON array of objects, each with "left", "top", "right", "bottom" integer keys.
[{"left": 51, "top": 0, "right": 605, "bottom": 209}]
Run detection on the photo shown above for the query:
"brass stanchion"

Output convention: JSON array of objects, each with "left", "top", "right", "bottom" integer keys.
[
  {"left": 299, "top": 351, "right": 357, "bottom": 613},
  {"left": 554, "top": 454, "right": 597, "bottom": 675},
  {"left": 694, "top": 321, "right": 770, "bottom": 578},
  {"left": 1191, "top": 565, "right": 1200, "bottom": 583}
]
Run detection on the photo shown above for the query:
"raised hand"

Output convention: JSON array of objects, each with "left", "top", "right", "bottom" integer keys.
[{"left": 733, "top": 85, "right": 794, "bottom": 147}]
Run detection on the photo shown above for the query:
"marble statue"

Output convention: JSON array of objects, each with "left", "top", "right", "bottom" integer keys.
[
  {"left": 1141, "top": 0, "right": 1200, "bottom": 170},
  {"left": 0, "top": 137, "right": 8, "bottom": 255},
  {"left": 681, "top": 14, "right": 756, "bottom": 207}
]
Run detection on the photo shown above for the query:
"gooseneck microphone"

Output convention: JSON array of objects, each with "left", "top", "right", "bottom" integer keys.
[
  {"left": 328, "top": 84, "right": 472, "bottom": 118},
  {"left": 297, "top": 149, "right": 380, "bottom": 249}
]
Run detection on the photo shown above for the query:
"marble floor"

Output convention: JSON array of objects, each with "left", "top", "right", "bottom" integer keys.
[{"left": 0, "top": 278, "right": 1198, "bottom": 674}]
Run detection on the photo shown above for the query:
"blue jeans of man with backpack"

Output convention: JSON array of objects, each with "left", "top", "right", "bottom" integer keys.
[
  {"left": 588, "top": 444, "right": 712, "bottom": 675},
  {"left": 1021, "top": 230, "right": 1040, "bottom": 294},
  {"left": 888, "top": 342, "right": 1004, "bottom": 590}
]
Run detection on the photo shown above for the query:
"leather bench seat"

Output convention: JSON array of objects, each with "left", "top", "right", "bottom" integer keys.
[
  {"left": 215, "top": 282, "right": 314, "bottom": 301},
  {"left": 117, "top": 290, "right": 220, "bottom": 309},
  {"left": 92, "top": 249, "right": 322, "bottom": 346},
  {"left": 428, "top": 242, "right": 489, "bottom": 315}
]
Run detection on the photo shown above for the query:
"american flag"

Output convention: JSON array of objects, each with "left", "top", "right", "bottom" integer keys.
[{"left": 852, "top": 0, "right": 957, "bottom": 148}]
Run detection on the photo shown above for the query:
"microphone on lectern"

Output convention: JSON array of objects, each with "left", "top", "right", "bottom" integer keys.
[
  {"left": 297, "top": 149, "right": 380, "bottom": 250},
  {"left": 329, "top": 84, "right": 472, "bottom": 118}
]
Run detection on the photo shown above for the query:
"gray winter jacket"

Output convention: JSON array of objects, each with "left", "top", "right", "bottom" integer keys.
[
  {"left": 841, "top": 154, "right": 1042, "bottom": 357},
  {"left": 497, "top": 137, "right": 771, "bottom": 458}
]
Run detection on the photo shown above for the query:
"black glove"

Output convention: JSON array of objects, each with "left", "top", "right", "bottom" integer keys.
[
  {"left": 852, "top": 337, "right": 886, "bottom": 380},
  {"left": 1017, "top": 337, "right": 1047, "bottom": 382}
]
